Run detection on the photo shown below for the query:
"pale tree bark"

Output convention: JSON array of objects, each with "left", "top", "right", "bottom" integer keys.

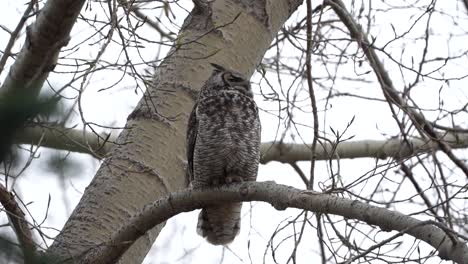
[{"left": 46, "top": 0, "right": 304, "bottom": 262}]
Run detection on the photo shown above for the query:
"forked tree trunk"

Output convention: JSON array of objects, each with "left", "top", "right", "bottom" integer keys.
[{"left": 46, "top": 0, "right": 303, "bottom": 262}]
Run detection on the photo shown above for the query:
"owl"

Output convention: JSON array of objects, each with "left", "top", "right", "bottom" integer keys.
[{"left": 186, "top": 63, "right": 261, "bottom": 245}]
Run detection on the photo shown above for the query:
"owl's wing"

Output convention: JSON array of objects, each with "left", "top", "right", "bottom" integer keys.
[{"left": 186, "top": 103, "right": 198, "bottom": 186}]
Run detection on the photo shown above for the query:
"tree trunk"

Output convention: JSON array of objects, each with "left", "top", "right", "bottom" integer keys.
[{"left": 46, "top": 0, "right": 303, "bottom": 262}]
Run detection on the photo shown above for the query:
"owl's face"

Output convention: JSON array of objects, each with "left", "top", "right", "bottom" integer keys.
[{"left": 200, "top": 63, "right": 253, "bottom": 98}]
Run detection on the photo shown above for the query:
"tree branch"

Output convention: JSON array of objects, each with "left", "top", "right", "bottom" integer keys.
[
  {"left": 13, "top": 125, "right": 468, "bottom": 163},
  {"left": 0, "top": 183, "right": 36, "bottom": 263},
  {"left": 15, "top": 125, "right": 112, "bottom": 158},
  {"left": 260, "top": 133, "right": 468, "bottom": 163},
  {"left": 81, "top": 181, "right": 468, "bottom": 264}
]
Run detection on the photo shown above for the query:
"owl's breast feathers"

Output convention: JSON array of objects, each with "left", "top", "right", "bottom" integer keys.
[
  {"left": 197, "top": 90, "right": 259, "bottom": 125},
  {"left": 195, "top": 90, "right": 260, "bottom": 167}
]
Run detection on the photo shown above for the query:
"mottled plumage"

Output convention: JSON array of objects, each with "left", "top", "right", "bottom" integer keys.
[{"left": 186, "top": 63, "right": 261, "bottom": 245}]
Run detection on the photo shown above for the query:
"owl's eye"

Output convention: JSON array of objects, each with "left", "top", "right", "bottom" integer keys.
[{"left": 223, "top": 72, "right": 245, "bottom": 84}]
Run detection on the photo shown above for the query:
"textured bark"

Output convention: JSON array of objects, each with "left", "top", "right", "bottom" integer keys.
[
  {"left": 84, "top": 181, "right": 468, "bottom": 264},
  {"left": 46, "top": 0, "right": 303, "bottom": 262}
]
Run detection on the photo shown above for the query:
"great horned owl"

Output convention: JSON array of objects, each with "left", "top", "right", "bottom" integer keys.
[{"left": 186, "top": 63, "right": 261, "bottom": 245}]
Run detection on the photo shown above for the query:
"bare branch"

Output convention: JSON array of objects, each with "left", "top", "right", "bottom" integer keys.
[
  {"left": 82, "top": 181, "right": 468, "bottom": 264},
  {"left": 260, "top": 133, "right": 468, "bottom": 163},
  {"left": 0, "top": 183, "right": 36, "bottom": 263},
  {"left": 14, "top": 125, "right": 113, "bottom": 158}
]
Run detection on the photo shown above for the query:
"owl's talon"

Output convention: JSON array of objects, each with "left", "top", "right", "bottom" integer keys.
[
  {"left": 226, "top": 176, "right": 243, "bottom": 184},
  {"left": 240, "top": 185, "right": 249, "bottom": 196}
]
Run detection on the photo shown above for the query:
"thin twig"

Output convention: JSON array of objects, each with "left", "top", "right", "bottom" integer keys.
[
  {"left": 126, "top": 4, "right": 175, "bottom": 41},
  {"left": 305, "top": 0, "right": 319, "bottom": 189},
  {"left": 316, "top": 214, "right": 327, "bottom": 264},
  {"left": 289, "top": 162, "right": 309, "bottom": 186},
  {"left": 400, "top": 163, "right": 445, "bottom": 223}
]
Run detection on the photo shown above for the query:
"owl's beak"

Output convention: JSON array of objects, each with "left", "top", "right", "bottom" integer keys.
[{"left": 210, "top": 63, "right": 226, "bottom": 72}]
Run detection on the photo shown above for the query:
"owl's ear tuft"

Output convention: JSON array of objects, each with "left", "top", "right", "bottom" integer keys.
[{"left": 210, "top": 63, "right": 226, "bottom": 72}]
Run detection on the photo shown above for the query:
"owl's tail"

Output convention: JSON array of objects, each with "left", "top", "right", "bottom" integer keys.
[{"left": 197, "top": 202, "right": 242, "bottom": 245}]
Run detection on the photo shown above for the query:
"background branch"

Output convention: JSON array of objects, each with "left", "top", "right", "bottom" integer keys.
[
  {"left": 14, "top": 125, "right": 468, "bottom": 163},
  {"left": 15, "top": 125, "right": 112, "bottom": 158}
]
